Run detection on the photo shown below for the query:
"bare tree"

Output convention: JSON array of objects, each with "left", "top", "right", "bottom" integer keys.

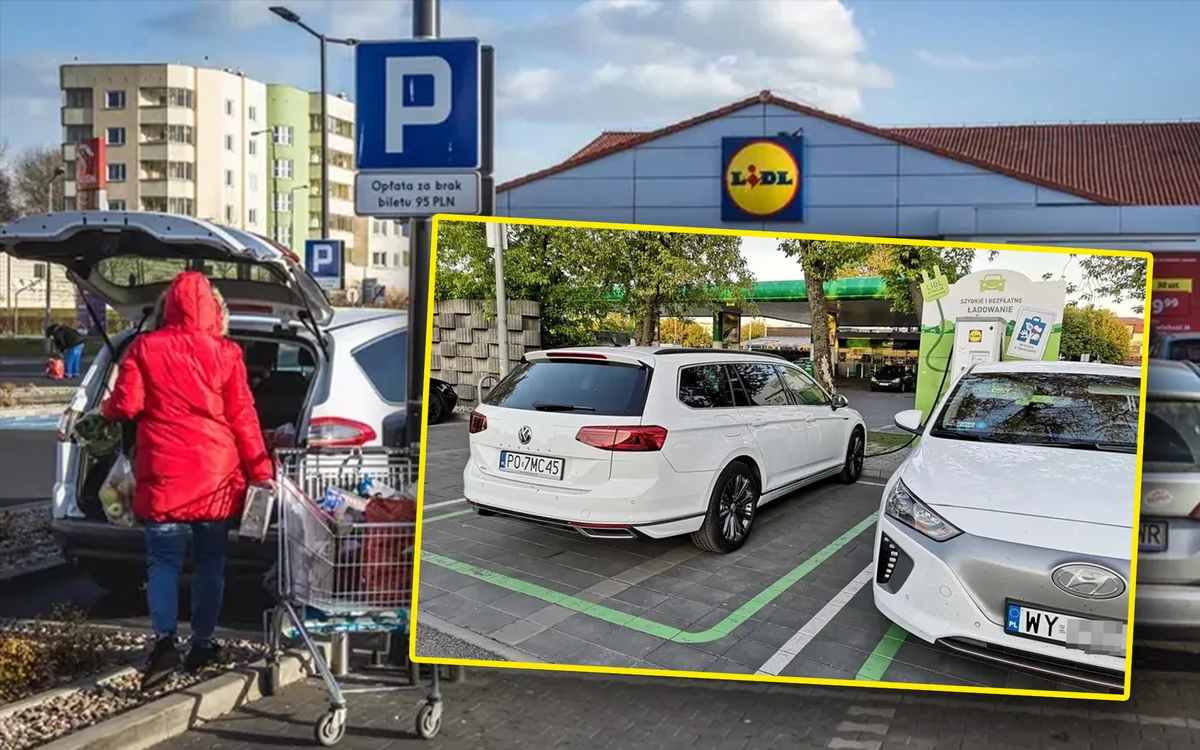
[{"left": 12, "top": 145, "right": 66, "bottom": 216}]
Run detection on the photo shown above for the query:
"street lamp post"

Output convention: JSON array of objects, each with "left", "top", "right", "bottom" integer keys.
[
  {"left": 44, "top": 166, "right": 65, "bottom": 353},
  {"left": 269, "top": 6, "right": 356, "bottom": 246}
]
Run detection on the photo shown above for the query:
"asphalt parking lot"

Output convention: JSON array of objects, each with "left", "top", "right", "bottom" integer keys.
[{"left": 414, "top": 415, "right": 1109, "bottom": 695}]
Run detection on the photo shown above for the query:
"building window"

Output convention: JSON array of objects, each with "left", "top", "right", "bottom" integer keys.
[
  {"left": 65, "top": 125, "right": 92, "bottom": 143},
  {"left": 105, "top": 127, "right": 126, "bottom": 146},
  {"left": 248, "top": 208, "right": 258, "bottom": 225},
  {"left": 372, "top": 252, "right": 387, "bottom": 266},
  {"left": 105, "top": 90, "right": 126, "bottom": 109},
  {"left": 248, "top": 174, "right": 259, "bottom": 192},
  {"left": 62, "top": 197, "right": 77, "bottom": 211},
  {"left": 273, "top": 159, "right": 293, "bottom": 179},
  {"left": 274, "top": 193, "right": 293, "bottom": 212},
  {"left": 167, "top": 124, "right": 193, "bottom": 144},
  {"left": 330, "top": 214, "right": 355, "bottom": 233},
  {"left": 275, "top": 226, "right": 293, "bottom": 246},
  {"left": 107, "top": 163, "right": 126, "bottom": 182},
  {"left": 225, "top": 99, "right": 235, "bottom": 116},
  {"left": 167, "top": 197, "right": 194, "bottom": 215},
  {"left": 64, "top": 89, "right": 92, "bottom": 108},
  {"left": 248, "top": 104, "right": 258, "bottom": 122},
  {"left": 403, "top": 250, "right": 410, "bottom": 267},
  {"left": 372, "top": 220, "right": 388, "bottom": 236},
  {"left": 272, "top": 125, "right": 293, "bottom": 146},
  {"left": 248, "top": 140, "right": 257, "bottom": 156},
  {"left": 168, "top": 161, "right": 193, "bottom": 181},
  {"left": 224, "top": 205, "right": 234, "bottom": 223},
  {"left": 224, "top": 134, "right": 234, "bottom": 152},
  {"left": 393, "top": 253, "right": 401, "bottom": 267},
  {"left": 65, "top": 161, "right": 76, "bottom": 181},
  {"left": 225, "top": 169, "right": 235, "bottom": 187},
  {"left": 108, "top": 199, "right": 127, "bottom": 211}
]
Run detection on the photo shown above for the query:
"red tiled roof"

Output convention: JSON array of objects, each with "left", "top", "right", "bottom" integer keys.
[
  {"left": 1119, "top": 316, "right": 1146, "bottom": 333},
  {"left": 498, "top": 91, "right": 1200, "bottom": 206}
]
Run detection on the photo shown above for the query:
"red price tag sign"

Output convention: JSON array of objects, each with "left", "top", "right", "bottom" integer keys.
[{"left": 1152, "top": 293, "right": 1191, "bottom": 318}]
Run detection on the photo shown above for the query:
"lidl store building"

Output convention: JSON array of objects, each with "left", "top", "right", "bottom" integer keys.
[{"left": 495, "top": 91, "right": 1200, "bottom": 336}]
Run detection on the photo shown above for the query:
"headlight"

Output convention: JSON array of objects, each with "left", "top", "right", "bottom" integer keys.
[
  {"left": 891, "top": 378, "right": 901, "bottom": 385},
  {"left": 884, "top": 480, "right": 962, "bottom": 542}
]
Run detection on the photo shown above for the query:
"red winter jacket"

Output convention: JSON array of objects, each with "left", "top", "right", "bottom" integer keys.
[{"left": 102, "top": 272, "right": 273, "bottom": 523}]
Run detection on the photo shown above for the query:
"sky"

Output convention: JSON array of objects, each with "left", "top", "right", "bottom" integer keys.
[{"left": 0, "top": 0, "right": 1197, "bottom": 185}]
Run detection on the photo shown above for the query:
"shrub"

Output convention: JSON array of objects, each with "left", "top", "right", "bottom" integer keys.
[{"left": 0, "top": 633, "right": 39, "bottom": 701}]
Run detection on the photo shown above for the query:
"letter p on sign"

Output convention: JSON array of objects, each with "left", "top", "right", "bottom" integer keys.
[
  {"left": 312, "top": 242, "right": 335, "bottom": 273},
  {"left": 385, "top": 56, "right": 452, "bottom": 154}
]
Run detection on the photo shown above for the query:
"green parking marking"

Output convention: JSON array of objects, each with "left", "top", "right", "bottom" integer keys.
[
  {"left": 856, "top": 623, "right": 909, "bottom": 680},
  {"left": 420, "top": 512, "right": 878, "bottom": 644}
]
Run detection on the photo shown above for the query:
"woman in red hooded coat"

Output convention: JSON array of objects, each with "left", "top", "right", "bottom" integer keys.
[{"left": 102, "top": 271, "right": 273, "bottom": 691}]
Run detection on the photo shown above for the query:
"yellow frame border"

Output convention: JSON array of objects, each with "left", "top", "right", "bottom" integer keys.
[{"left": 408, "top": 214, "right": 1155, "bottom": 703}]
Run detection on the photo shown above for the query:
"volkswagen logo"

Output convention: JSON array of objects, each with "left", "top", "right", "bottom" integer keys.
[
  {"left": 517, "top": 426, "right": 532, "bottom": 445},
  {"left": 1051, "top": 564, "right": 1126, "bottom": 600}
]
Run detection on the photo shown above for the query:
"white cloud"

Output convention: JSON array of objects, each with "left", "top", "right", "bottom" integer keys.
[
  {"left": 494, "top": 0, "right": 892, "bottom": 125},
  {"left": 916, "top": 50, "right": 1041, "bottom": 72}
]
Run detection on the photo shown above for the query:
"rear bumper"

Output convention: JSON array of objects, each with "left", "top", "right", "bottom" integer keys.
[
  {"left": 52, "top": 518, "right": 276, "bottom": 576},
  {"left": 1135, "top": 583, "right": 1200, "bottom": 639}
]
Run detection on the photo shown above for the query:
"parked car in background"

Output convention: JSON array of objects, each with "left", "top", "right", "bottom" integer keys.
[
  {"left": 874, "top": 360, "right": 1140, "bottom": 691},
  {"left": 1136, "top": 359, "right": 1200, "bottom": 640},
  {"left": 1149, "top": 333, "right": 1200, "bottom": 363},
  {"left": 463, "top": 347, "right": 867, "bottom": 553},
  {"left": 0, "top": 211, "right": 406, "bottom": 596},
  {"left": 427, "top": 378, "right": 459, "bottom": 424},
  {"left": 870, "top": 364, "right": 916, "bottom": 392}
]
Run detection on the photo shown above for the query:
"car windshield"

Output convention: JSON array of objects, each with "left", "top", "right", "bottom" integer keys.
[
  {"left": 1143, "top": 399, "right": 1200, "bottom": 471},
  {"left": 484, "top": 358, "right": 651, "bottom": 416},
  {"left": 930, "top": 371, "right": 1140, "bottom": 452},
  {"left": 1163, "top": 339, "right": 1200, "bottom": 363},
  {"left": 875, "top": 366, "right": 904, "bottom": 378}
]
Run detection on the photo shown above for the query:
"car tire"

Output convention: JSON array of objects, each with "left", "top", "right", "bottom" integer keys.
[
  {"left": 691, "top": 461, "right": 759, "bottom": 554},
  {"left": 839, "top": 428, "right": 866, "bottom": 484},
  {"left": 427, "top": 391, "right": 447, "bottom": 425},
  {"left": 84, "top": 562, "right": 146, "bottom": 599}
]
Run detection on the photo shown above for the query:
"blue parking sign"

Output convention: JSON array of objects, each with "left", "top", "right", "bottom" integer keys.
[{"left": 305, "top": 239, "right": 344, "bottom": 291}]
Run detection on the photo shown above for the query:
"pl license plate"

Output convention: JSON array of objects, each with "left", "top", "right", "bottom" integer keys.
[
  {"left": 499, "top": 450, "right": 565, "bottom": 480},
  {"left": 1004, "top": 600, "right": 1125, "bottom": 652},
  {"left": 1139, "top": 520, "right": 1168, "bottom": 553}
]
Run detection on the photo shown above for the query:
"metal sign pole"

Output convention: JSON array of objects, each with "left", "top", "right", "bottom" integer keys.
[{"left": 406, "top": 0, "right": 440, "bottom": 447}]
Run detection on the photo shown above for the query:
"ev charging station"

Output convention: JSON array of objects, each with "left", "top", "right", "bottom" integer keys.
[{"left": 914, "top": 269, "right": 1067, "bottom": 418}]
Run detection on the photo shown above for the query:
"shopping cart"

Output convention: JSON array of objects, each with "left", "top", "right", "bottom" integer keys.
[{"left": 259, "top": 446, "right": 444, "bottom": 746}]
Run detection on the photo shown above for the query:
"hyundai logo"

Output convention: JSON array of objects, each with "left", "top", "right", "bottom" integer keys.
[
  {"left": 517, "top": 426, "right": 532, "bottom": 445},
  {"left": 1051, "top": 564, "right": 1126, "bottom": 600}
]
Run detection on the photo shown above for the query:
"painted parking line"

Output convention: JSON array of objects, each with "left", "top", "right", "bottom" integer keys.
[
  {"left": 419, "top": 513, "right": 878, "bottom": 644},
  {"left": 756, "top": 565, "right": 875, "bottom": 676},
  {"left": 855, "top": 623, "right": 909, "bottom": 681},
  {"left": 0, "top": 415, "right": 58, "bottom": 431},
  {"left": 423, "top": 497, "right": 467, "bottom": 510}
]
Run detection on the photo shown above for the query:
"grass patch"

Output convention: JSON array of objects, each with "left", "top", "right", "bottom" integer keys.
[{"left": 867, "top": 431, "right": 913, "bottom": 452}]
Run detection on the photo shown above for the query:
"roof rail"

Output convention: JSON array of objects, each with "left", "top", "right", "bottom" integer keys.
[{"left": 653, "top": 348, "right": 785, "bottom": 360}]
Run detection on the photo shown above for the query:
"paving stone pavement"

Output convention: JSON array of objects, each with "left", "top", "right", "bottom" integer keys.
[{"left": 153, "top": 667, "right": 1200, "bottom": 750}]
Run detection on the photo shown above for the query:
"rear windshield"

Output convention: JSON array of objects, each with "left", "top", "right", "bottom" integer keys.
[
  {"left": 1163, "top": 339, "right": 1200, "bottom": 363},
  {"left": 930, "top": 371, "right": 1140, "bottom": 453},
  {"left": 96, "top": 255, "right": 280, "bottom": 288},
  {"left": 484, "top": 359, "right": 650, "bottom": 416},
  {"left": 1144, "top": 400, "right": 1200, "bottom": 471}
]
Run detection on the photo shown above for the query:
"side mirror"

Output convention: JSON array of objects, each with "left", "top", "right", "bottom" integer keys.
[
  {"left": 831, "top": 394, "right": 849, "bottom": 410},
  {"left": 893, "top": 409, "right": 924, "bottom": 435}
]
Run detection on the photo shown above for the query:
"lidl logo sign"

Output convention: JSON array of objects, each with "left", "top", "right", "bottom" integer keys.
[
  {"left": 969, "top": 330, "right": 982, "bottom": 343},
  {"left": 721, "top": 137, "right": 804, "bottom": 223}
]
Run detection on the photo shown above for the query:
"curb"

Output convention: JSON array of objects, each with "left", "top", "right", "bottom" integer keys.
[
  {"left": 415, "top": 611, "right": 545, "bottom": 664},
  {"left": 35, "top": 647, "right": 320, "bottom": 750},
  {"left": 0, "top": 554, "right": 69, "bottom": 583}
]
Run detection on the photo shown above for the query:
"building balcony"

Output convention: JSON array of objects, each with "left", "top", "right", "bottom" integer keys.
[
  {"left": 138, "top": 142, "right": 195, "bottom": 162},
  {"left": 62, "top": 107, "right": 93, "bottom": 126},
  {"left": 325, "top": 132, "right": 355, "bottom": 156},
  {"left": 328, "top": 163, "right": 355, "bottom": 186},
  {"left": 139, "top": 179, "right": 195, "bottom": 199},
  {"left": 137, "top": 107, "right": 194, "bottom": 127}
]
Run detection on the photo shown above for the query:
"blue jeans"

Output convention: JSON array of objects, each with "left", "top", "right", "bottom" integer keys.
[
  {"left": 144, "top": 522, "right": 228, "bottom": 646},
  {"left": 63, "top": 343, "right": 83, "bottom": 377}
]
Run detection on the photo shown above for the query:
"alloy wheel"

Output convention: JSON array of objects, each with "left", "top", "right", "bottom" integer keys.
[
  {"left": 849, "top": 434, "right": 864, "bottom": 479},
  {"left": 718, "top": 474, "right": 755, "bottom": 543}
]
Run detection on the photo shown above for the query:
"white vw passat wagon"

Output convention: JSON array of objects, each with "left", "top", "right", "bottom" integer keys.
[
  {"left": 463, "top": 347, "right": 868, "bottom": 553},
  {"left": 872, "top": 361, "right": 1140, "bottom": 691}
]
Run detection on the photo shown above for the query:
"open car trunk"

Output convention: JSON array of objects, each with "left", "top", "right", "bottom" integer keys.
[{"left": 73, "top": 328, "right": 321, "bottom": 523}]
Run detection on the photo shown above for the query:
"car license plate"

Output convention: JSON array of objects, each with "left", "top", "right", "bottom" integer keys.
[
  {"left": 1004, "top": 600, "right": 1125, "bottom": 651},
  {"left": 1140, "top": 520, "right": 1168, "bottom": 552},
  {"left": 499, "top": 450, "right": 565, "bottom": 480}
]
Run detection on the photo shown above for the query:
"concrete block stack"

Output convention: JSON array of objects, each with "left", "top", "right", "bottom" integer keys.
[{"left": 430, "top": 299, "right": 542, "bottom": 405}]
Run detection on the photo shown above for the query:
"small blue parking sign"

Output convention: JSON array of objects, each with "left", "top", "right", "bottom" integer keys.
[
  {"left": 305, "top": 239, "right": 343, "bottom": 291},
  {"left": 354, "top": 38, "right": 482, "bottom": 171}
]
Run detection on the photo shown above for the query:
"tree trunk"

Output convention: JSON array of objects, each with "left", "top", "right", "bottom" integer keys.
[
  {"left": 806, "top": 268, "right": 837, "bottom": 393},
  {"left": 634, "top": 299, "right": 658, "bottom": 345}
]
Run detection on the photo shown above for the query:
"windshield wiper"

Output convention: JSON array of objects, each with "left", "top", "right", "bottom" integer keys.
[
  {"left": 531, "top": 402, "right": 597, "bottom": 412},
  {"left": 1017, "top": 439, "right": 1138, "bottom": 453},
  {"left": 930, "top": 431, "right": 1021, "bottom": 443}
]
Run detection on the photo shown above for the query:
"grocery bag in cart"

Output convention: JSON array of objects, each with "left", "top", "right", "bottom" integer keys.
[
  {"left": 98, "top": 454, "right": 137, "bottom": 527},
  {"left": 359, "top": 490, "right": 418, "bottom": 609},
  {"left": 277, "top": 475, "right": 337, "bottom": 606}
]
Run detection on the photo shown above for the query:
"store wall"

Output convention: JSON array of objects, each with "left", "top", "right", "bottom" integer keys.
[{"left": 498, "top": 103, "right": 1097, "bottom": 237}]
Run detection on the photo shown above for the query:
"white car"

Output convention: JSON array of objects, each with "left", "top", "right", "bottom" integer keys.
[
  {"left": 463, "top": 347, "right": 867, "bottom": 553},
  {"left": 0, "top": 212, "right": 407, "bottom": 595},
  {"left": 873, "top": 360, "right": 1140, "bottom": 691}
]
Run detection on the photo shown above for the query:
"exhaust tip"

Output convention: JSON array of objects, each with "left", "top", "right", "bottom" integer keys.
[{"left": 572, "top": 524, "right": 637, "bottom": 540}]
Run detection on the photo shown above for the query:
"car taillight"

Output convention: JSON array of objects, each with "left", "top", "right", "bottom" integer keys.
[
  {"left": 307, "top": 417, "right": 377, "bottom": 447},
  {"left": 544, "top": 352, "right": 608, "bottom": 360},
  {"left": 1191, "top": 502, "right": 1200, "bottom": 520},
  {"left": 469, "top": 411, "right": 487, "bottom": 434},
  {"left": 576, "top": 425, "right": 668, "bottom": 452},
  {"left": 226, "top": 303, "right": 274, "bottom": 315}
]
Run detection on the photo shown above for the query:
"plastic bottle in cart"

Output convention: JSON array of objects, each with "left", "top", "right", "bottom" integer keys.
[{"left": 358, "top": 476, "right": 403, "bottom": 499}]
